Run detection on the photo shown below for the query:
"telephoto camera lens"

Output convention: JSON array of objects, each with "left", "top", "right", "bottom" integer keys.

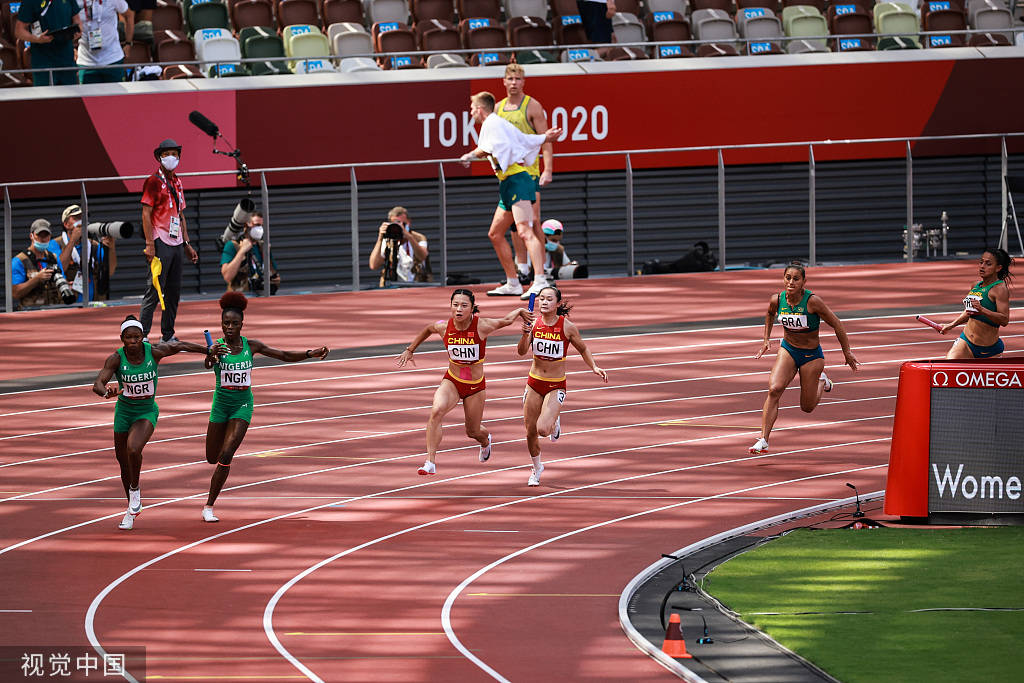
[
  {"left": 51, "top": 271, "right": 76, "bottom": 304},
  {"left": 87, "top": 221, "right": 134, "bottom": 240},
  {"left": 220, "top": 198, "right": 256, "bottom": 245},
  {"left": 384, "top": 222, "right": 404, "bottom": 241}
]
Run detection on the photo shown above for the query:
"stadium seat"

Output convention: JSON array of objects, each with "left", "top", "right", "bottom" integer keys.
[
  {"left": 417, "top": 19, "right": 460, "bottom": 52},
  {"left": 553, "top": 14, "right": 587, "bottom": 45},
  {"left": 692, "top": 8, "right": 738, "bottom": 41},
  {"left": 781, "top": 0, "right": 825, "bottom": 12},
  {"left": 923, "top": 8, "right": 966, "bottom": 47},
  {"left": 470, "top": 50, "right": 510, "bottom": 64},
  {"left": 691, "top": 0, "right": 733, "bottom": 11},
  {"left": 365, "top": 0, "right": 409, "bottom": 24},
  {"left": 606, "top": 45, "right": 649, "bottom": 59},
  {"left": 782, "top": 4, "right": 827, "bottom": 40},
  {"left": 746, "top": 39, "right": 785, "bottom": 53},
  {"left": 874, "top": 2, "right": 920, "bottom": 47},
  {"left": 0, "top": 36, "right": 18, "bottom": 70},
  {"left": 516, "top": 47, "right": 558, "bottom": 62},
  {"left": 560, "top": 46, "right": 601, "bottom": 60},
  {"left": 737, "top": 7, "right": 783, "bottom": 40},
  {"left": 0, "top": 71, "right": 30, "bottom": 87},
  {"left": 339, "top": 55, "right": 382, "bottom": 70},
  {"left": 195, "top": 27, "right": 242, "bottom": 71},
  {"left": 643, "top": 11, "right": 692, "bottom": 44},
  {"left": 240, "top": 26, "right": 289, "bottom": 74},
  {"left": 920, "top": 0, "right": 965, "bottom": 19},
  {"left": 208, "top": 62, "right": 251, "bottom": 76},
  {"left": 283, "top": 24, "right": 331, "bottom": 70},
  {"left": 646, "top": 0, "right": 689, "bottom": 13},
  {"left": 458, "top": 0, "right": 502, "bottom": 20},
  {"left": 232, "top": 0, "right": 275, "bottom": 29},
  {"left": 2, "top": 3, "right": 19, "bottom": 43},
  {"left": 505, "top": 0, "right": 547, "bottom": 19},
  {"left": 830, "top": 8, "right": 875, "bottom": 49},
  {"left": 696, "top": 41, "right": 739, "bottom": 54},
  {"left": 329, "top": 21, "right": 373, "bottom": 56},
  {"left": 374, "top": 21, "right": 418, "bottom": 68},
  {"left": 654, "top": 43, "right": 695, "bottom": 57},
  {"left": 292, "top": 56, "right": 337, "bottom": 71},
  {"left": 426, "top": 52, "right": 469, "bottom": 66},
  {"left": 187, "top": 0, "right": 231, "bottom": 32},
  {"left": 461, "top": 16, "right": 507, "bottom": 44},
  {"left": 414, "top": 0, "right": 455, "bottom": 22},
  {"left": 152, "top": 0, "right": 185, "bottom": 33},
  {"left": 322, "top": 0, "right": 364, "bottom": 25},
  {"left": 737, "top": 0, "right": 780, "bottom": 10},
  {"left": 611, "top": 12, "right": 646, "bottom": 43},
  {"left": 154, "top": 29, "right": 196, "bottom": 62},
  {"left": 163, "top": 63, "right": 204, "bottom": 78},
  {"left": 614, "top": 0, "right": 642, "bottom": 15},
  {"left": 507, "top": 15, "right": 553, "bottom": 47},
  {"left": 877, "top": 35, "right": 920, "bottom": 48},
  {"left": 826, "top": 2, "right": 869, "bottom": 30},
  {"left": 550, "top": 0, "right": 582, "bottom": 16},
  {"left": 278, "top": 0, "right": 320, "bottom": 29},
  {"left": 123, "top": 41, "right": 154, "bottom": 64},
  {"left": 786, "top": 36, "right": 829, "bottom": 51},
  {"left": 970, "top": 1, "right": 1013, "bottom": 41}
]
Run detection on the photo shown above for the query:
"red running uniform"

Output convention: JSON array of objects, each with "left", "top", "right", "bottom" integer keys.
[
  {"left": 527, "top": 315, "right": 568, "bottom": 396},
  {"left": 443, "top": 315, "right": 487, "bottom": 399}
]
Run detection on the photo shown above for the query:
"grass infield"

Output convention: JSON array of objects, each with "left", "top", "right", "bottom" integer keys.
[{"left": 704, "top": 527, "right": 1024, "bottom": 682}]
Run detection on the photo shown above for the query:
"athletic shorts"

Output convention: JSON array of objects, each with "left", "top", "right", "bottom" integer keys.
[
  {"left": 781, "top": 340, "right": 825, "bottom": 369},
  {"left": 114, "top": 397, "right": 159, "bottom": 433},
  {"left": 526, "top": 375, "right": 567, "bottom": 398},
  {"left": 443, "top": 370, "right": 486, "bottom": 400},
  {"left": 210, "top": 388, "right": 254, "bottom": 424},
  {"left": 497, "top": 171, "right": 536, "bottom": 211},
  {"left": 959, "top": 332, "right": 1004, "bottom": 358}
]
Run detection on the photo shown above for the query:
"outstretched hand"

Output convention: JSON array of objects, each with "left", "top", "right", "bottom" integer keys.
[
  {"left": 844, "top": 351, "right": 860, "bottom": 372},
  {"left": 396, "top": 349, "right": 415, "bottom": 368},
  {"left": 754, "top": 341, "right": 771, "bottom": 359},
  {"left": 593, "top": 366, "right": 609, "bottom": 382},
  {"left": 308, "top": 346, "right": 329, "bottom": 360}
]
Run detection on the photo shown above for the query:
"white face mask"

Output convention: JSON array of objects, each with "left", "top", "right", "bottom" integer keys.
[
  {"left": 249, "top": 225, "right": 264, "bottom": 241},
  {"left": 161, "top": 155, "right": 179, "bottom": 171}
]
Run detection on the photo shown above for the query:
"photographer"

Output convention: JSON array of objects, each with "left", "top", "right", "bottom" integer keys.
[
  {"left": 11, "top": 219, "right": 75, "bottom": 310},
  {"left": 220, "top": 211, "right": 280, "bottom": 294},
  {"left": 56, "top": 204, "right": 118, "bottom": 302},
  {"left": 368, "top": 206, "right": 430, "bottom": 286},
  {"left": 540, "top": 219, "right": 588, "bottom": 281}
]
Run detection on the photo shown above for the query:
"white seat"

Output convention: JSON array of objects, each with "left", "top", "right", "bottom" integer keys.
[
  {"left": 611, "top": 12, "right": 646, "bottom": 43},
  {"left": 292, "top": 57, "right": 337, "bottom": 73},
  {"left": 692, "top": 8, "right": 738, "bottom": 41},
  {"left": 647, "top": 0, "right": 688, "bottom": 14},
  {"left": 328, "top": 22, "right": 373, "bottom": 57},
  {"left": 194, "top": 28, "right": 241, "bottom": 71},
  {"left": 505, "top": 0, "right": 547, "bottom": 19},
  {"left": 738, "top": 9, "right": 783, "bottom": 41},
  {"left": 426, "top": 53, "right": 469, "bottom": 67},
  {"left": 339, "top": 56, "right": 383, "bottom": 71},
  {"left": 786, "top": 38, "right": 830, "bottom": 52}
]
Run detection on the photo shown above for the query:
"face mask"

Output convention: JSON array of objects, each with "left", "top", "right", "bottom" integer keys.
[
  {"left": 545, "top": 240, "right": 559, "bottom": 252},
  {"left": 33, "top": 240, "right": 50, "bottom": 251},
  {"left": 249, "top": 225, "right": 264, "bottom": 241},
  {"left": 161, "top": 155, "right": 179, "bottom": 171}
]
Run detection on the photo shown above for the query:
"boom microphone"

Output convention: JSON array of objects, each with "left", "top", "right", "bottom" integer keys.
[{"left": 189, "top": 110, "right": 220, "bottom": 138}]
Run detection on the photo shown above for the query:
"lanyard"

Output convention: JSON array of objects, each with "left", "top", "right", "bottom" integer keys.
[
  {"left": 158, "top": 168, "right": 182, "bottom": 216},
  {"left": 84, "top": 0, "right": 103, "bottom": 21}
]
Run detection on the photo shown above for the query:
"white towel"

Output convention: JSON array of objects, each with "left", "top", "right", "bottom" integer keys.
[{"left": 477, "top": 114, "right": 547, "bottom": 173}]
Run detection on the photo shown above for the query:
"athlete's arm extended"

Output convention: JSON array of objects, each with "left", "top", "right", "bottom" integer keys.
[
  {"left": 516, "top": 317, "right": 533, "bottom": 356},
  {"left": 397, "top": 321, "right": 445, "bottom": 367},
  {"left": 249, "top": 338, "right": 329, "bottom": 362},
  {"left": 754, "top": 294, "right": 780, "bottom": 359},
  {"left": 810, "top": 295, "right": 859, "bottom": 371},
  {"left": 151, "top": 339, "right": 213, "bottom": 361},
  {"left": 566, "top": 320, "right": 608, "bottom": 382},
  {"left": 479, "top": 308, "right": 532, "bottom": 337},
  {"left": 940, "top": 310, "right": 972, "bottom": 334},
  {"left": 93, "top": 353, "right": 121, "bottom": 398}
]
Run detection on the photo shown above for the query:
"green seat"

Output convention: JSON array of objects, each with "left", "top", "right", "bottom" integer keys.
[
  {"left": 187, "top": 0, "right": 230, "bottom": 33},
  {"left": 516, "top": 48, "right": 557, "bottom": 64},
  {"left": 782, "top": 6, "right": 828, "bottom": 49},
  {"left": 877, "top": 35, "right": 920, "bottom": 49},
  {"left": 241, "top": 26, "right": 288, "bottom": 75},
  {"left": 283, "top": 24, "right": 331, "bottom": 72}
]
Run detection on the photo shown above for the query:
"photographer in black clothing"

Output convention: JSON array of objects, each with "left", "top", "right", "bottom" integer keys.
[{"left": 368, "top": 206, "right": 430, "bottom": 287}]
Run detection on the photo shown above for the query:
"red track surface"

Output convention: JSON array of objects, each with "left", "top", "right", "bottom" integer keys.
[{"left": 0, "top": 263, "right": 1018, "bottom": 681}]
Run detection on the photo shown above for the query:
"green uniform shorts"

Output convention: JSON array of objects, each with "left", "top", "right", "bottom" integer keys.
[
  {"left": 114, "top": 397, "right": 159, "bottom": 433},
  {"left": 210, "top": 388, "right": 254, "bottom": 424},
  {"left": 497, "top": 171, "right": 537, "bottom": 211}
]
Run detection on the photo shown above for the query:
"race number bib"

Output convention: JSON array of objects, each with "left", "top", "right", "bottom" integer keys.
[
  {"left": 447, "top": 344, "right": 480, "bottom": 363},
  {"left": 122, "top": 380, "right": 154, "bottom": 398},
  {"left": 168, "top": 215, "right": 181, "bottom": 239},
  {"left": 532, "top": 337, "right": 565, "bottom": 359},
  {"left": 220, "top": 368, "right": 251, "bottom": 388},
  {"left": 963, "top": 294, "right": 981, "bottom": 312},
  {"left": 778, "top": 314, "right": 809, "bottom": 330}
]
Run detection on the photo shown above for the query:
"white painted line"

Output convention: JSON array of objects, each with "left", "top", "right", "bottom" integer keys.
[
  {"left": 194, "top": 569, "right": 254, "bottom": 573},
  {"left": 459, "top": 530, "right": 520, "bottom": 534},
  {"left": 0, "top": 609, "right": 32, "bottom": 613}
]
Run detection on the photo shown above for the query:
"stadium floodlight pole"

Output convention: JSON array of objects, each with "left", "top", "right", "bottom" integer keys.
[
  {"left": 260, "top": 172, "right": 271, "bottom": 298},
  {"left": 350, "top": 167, "right": 359, "bottom": 292},
  {"left": 809, "top": 144, "right": 816, "bottom": 267},
  {"left": 906, "top": 140, "right": 914, "bottom": 263},
  {"left": 717, "top": 149, "right": 726, "bottom": 271},
  {"left": 80, "top": 181, "right": 91, "bottom": 306},
  {"left": 438, "top": 162, "right": 448, "bottom": 288},
  {"left": 626, "top": 153, "right": 634, "bottom": 277},
  {"left": 3, "top": 185, "right": 11, "bottom": 312}
]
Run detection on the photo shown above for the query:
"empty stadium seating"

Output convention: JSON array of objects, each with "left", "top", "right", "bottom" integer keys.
[
  {"left": 322, "top": 0, "right": 364, "bottom": 24},
  {"left": 232, "top": 0, "right": 274, "bottom": 30},
  {"left": 240, "top": 25, "right": 289, "bottom": 74},
  {"left": 330, "top": 21, "right": 373, "bottom": 56}
]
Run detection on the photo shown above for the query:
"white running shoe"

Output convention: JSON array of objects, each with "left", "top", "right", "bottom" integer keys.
[
  {"left": 822, "top": 373, "right": 834, "bottom": 393},
  {"left": 749, "top": 438, "right": 769, "bottom": 454},
  {"left": 128, "top": 486, "right": 141, "bottom": 515},
  {"left": 202, "top": 506, "right": 219, "bottom": 523},
  {"left": 418, "top": 461, "right": 436, "bottom": 475},
  {"left": 118, "top": 511, "right": 135, "bottom": 530},
  {"left": 527, "top": 463, "right": 544, "bottom": 486},
  {"left": 487, "top": 280, "right": 524, "bottom": 297},
  {"left": 520, "top": 278, "right": 550, "bottom": 301},
  {"left": 549, "top": 417, "right": 561, "bottom": 443},
  {"left": 479, "top": 434, "right": 492, "bottom": 462}
]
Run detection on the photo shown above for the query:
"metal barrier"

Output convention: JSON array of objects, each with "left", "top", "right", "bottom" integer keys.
[{"left": 2, "top": 130, "right": 1023, "bottom": 312}]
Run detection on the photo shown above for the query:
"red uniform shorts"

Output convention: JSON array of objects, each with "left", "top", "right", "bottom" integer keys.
[
  {"left": 444, "top": 370, "right": 486, "bottom": 400},
  {"left": 526, "top": 375, "right": 567, "bottom": 398}
]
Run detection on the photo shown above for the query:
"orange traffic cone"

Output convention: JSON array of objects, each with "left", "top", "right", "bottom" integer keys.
[{"left": 662, "top": 613, "right": 693, "bottom": 658}]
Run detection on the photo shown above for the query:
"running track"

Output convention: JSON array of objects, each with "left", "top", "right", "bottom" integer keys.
[{"left": 0, "top": 262, "right": 1017, "bottom": 681}]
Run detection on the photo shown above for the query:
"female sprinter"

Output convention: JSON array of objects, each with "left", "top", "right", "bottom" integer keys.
[
  {"left": 92, "top": 315, "right": 216, "bottom": 530},
  {"left": 202, "top": 292, "right": 329, "bottom": 522},
  {"left": 750, "top": 262, "right": 859, "bottom": 454},
  {"left": 516, "top": 286, "right": 607, "bottom": 486},
  {"left": 941, "top": 248, "right": 1013, "bottom": 358},
  {"left": 396, "top": 288, "right": 531, "bottom": 475}
]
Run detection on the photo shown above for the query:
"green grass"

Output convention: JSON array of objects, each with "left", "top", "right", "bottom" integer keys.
[{"left": 703, "top": 528, "right": 1024, "bottom": 682}]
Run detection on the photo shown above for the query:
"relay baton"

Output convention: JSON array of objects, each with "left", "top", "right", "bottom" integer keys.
[
  {"left": 204, "top": 329, "right": 214, "bottom": 347},
  {"left": 528, "top": 292, "right": 536, "bottom": 312},
  {"left": 916, "top": 315, "right": 942, "bottom": 332}
]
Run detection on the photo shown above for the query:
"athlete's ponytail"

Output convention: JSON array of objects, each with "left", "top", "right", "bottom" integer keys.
[
  {"left": 539, "top": 285, "right": 573, "bottom": 317},
  {"left": 985, "top": 247, "right": 1014, "bottom": 284},
  {"left": 451, "top": 288, "right": 480, "bottom": 314}
]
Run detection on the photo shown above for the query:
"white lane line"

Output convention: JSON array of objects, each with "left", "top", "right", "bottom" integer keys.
[
  {"left": 0, "top": 609, "right": 32, "bottom": 612},
  {"left": 194, "top": 569, "right": 254, "bottom": 573},
  {"left": 459, "top": 530, "right": 520, "bottom": 534},
  {"left": 259, "top": 437, "right": 890, "bottom": 682},
  {"left": 440, "top": 461, "right": 887, "bottom": 682}
]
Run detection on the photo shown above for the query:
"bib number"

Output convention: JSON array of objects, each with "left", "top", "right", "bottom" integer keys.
[
  {"left": 221, "top": 368, "right": 251, "bottom": 388},
  {"left": 168, "top": 215, "right": 181, "bottom": 239},
  {"left": 447, "top": 344, "right": 480, "bottom": 363},
  {"left": 963, "top": 294, "right": 981, "bottom": 312},
  {"left": 532, "top": 337, "right": 565, "bottom": 359},
  {"left": 778, "top": 314, "right": 808, "bottom": 330},
  {"left": 122, "top": 380, "right": 154, "bottom": 397}
]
